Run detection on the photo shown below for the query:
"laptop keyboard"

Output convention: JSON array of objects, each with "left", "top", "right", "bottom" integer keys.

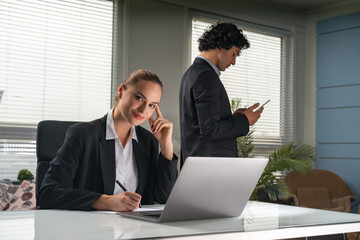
[
  {"left": 123, "top": 210, "right": 162, "bottom": 219},
  {"left": 146, "top": 214, "right": 161, "bottom": 218}
]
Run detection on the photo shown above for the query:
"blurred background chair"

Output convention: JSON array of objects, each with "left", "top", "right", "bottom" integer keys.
[
  {"left": 36, "top": 120, "right": 79, "bottom": 206},
  {"left": 284, "top": 169, "right": 356, "bottom": 212}
]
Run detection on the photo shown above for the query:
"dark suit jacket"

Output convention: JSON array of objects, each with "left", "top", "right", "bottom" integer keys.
[
  {"left": 38, "top": 114, "right": 178, "bottom": 210},
  {"left": 179, "top": 57, "right": 249, "bottom": 166}
]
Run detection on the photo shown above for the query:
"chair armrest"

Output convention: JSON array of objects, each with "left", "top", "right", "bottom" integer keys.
[
  {"left": 331, "top": 195, "right": 356, "bottom": 212},
  {"left": 290, "top": 194, "right": 300, "bottom": 206}
]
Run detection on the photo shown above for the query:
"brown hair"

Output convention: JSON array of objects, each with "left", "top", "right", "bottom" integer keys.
[{"left": 114, "top": 69, "right": 163, "bottom": 106}]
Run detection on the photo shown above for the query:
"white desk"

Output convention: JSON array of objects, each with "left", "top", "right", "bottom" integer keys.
[{"left": 1, "top": 201, "right": 360, "bottom": 240}]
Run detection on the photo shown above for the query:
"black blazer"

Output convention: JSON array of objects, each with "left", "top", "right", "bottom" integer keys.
[
  {"left": 38, "top": 114, "right": 178, "bottom": 210},
  {"left": 179, "top": 58, "right": 249, "bottom": 166}
]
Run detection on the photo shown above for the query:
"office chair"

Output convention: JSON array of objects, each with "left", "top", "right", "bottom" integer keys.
[
  {"left": 284, "top": 169, "right": 356, "bottom": 212},
  {"left": 36, "top": 120, "right": 79, "bottom": 206}
]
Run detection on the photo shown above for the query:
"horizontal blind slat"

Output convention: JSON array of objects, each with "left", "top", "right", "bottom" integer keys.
[{"left": 0, "top": 0, "right": 114, "bottom": 180}]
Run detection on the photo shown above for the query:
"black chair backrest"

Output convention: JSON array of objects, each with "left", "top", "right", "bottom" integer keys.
[{"left": 36, "top": 120, "right": 79, "bottom": 204}]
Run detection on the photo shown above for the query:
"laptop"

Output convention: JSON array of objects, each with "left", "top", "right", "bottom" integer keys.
[{"left": 117, "top": 156, "right": 268, "bottom": 223}]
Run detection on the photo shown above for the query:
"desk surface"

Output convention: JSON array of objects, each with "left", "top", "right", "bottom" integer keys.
[{"left": 1, "top": 201, "right": 360, "bottom": 240}]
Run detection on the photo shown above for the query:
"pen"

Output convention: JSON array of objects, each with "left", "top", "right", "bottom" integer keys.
[{"left": 116, "top": 180, "right": 142, "bottom": 208}]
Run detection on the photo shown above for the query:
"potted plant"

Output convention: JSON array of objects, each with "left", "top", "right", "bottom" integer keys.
[
  {"left": 231, "top": 98, "right": 255, "bottom": 158},
  {"left": 17, "top": 169, "right": 35, "bottom": 183},
  {"left": 231, "top": 98, "right": 316, "bottom": 203},
  {"left": 250, "top": 141, "right": 316, "bottom": 203}
]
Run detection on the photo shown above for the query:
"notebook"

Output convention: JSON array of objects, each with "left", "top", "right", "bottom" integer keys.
[{"left": 117, "top": 156, "right": 268, "bottom": 223}]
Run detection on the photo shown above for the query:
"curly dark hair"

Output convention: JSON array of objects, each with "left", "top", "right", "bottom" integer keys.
[{"left": 198, "top": 22, "right": 250, "bottom": 51}]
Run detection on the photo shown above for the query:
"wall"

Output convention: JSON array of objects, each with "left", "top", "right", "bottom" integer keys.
[
  {"left": 303, "top": 2, "right": 360, "bottom": 146},
  {"left": 304, "top": 4, "right": 360, "bottom": 210},
  {"left": 126, "top": 0, "right": 186, "bottom": 155},
  {"left": 126, "top": 0, "right": 306, "bottom": 156}
]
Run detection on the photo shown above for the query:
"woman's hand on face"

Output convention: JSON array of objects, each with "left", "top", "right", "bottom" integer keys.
[{"left": 148, "top": 106, "right": 174, "bottom": 160}]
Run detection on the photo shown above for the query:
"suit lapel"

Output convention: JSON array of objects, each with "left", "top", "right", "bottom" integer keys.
[
  {"left": 133, "top": 137, "right": 149, "bottom": 195},
  {"left": 99, "top": 115, "right": 115, "bottom": 195},
  {"left": 97, "top": 116, "right": 150, "bottom": 196}
]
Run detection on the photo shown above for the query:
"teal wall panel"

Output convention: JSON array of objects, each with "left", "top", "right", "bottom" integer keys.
[
  {"left": 316, "top": 108, "right": 360, "bottom": 143},
  {"left": 317, "top": 144, "right": 360, "bottom": 158},
  {"left": 317, "top": 85, "right": 360, "bottom": 109},
  {"left": 317, "top": 28, "right": 360, "bottom": 88},
  {"left": 317, "top": 12, "right": 360, "bottom": 34},
  {"left": 316, "top": 12, "right": 360, "bottom": 207}
]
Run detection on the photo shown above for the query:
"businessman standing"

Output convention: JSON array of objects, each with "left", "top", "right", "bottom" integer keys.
[{"left": 179, "top": 22, "right": 263, "bottom": 167}]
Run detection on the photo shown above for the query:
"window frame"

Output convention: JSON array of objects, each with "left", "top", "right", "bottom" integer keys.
[{"left": 0, "top": 0, "right": 124, "bottom": 180}]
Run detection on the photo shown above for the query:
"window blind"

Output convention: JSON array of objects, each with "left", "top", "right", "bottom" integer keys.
[
  {"left": 192, "top": 16, "right": 295, "bottom": 156},
  {"left": 0, "top": 0, "right": 114, "bottom": 180}
]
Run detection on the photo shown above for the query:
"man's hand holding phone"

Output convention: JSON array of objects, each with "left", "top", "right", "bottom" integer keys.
[
  {"left": 241, "top": 100, "right": 269, "bottom": 126},
  {"left": 255, "top": 99, "right": 270, "bottom": 112}
]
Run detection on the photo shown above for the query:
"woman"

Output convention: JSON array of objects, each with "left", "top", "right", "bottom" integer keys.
[{"left": 38, "top": 70, "right": 178, "bottom": 211}]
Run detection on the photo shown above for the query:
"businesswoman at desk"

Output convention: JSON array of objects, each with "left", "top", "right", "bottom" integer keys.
[{"left": 38, "top": 70, "right": 178, "bottom": 212}]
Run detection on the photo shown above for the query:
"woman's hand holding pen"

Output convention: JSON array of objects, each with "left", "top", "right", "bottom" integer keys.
[
  {"left": 149, "top": 106, "right": 174, "bottom": 160},
  {"left": 114, "top": 192, "right": 142, "bottom": 211},
  {"left": 92, "top": 192, "right": 141, "bottom": 212}
]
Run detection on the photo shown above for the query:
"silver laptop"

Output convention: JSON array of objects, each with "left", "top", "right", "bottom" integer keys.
[{"left": 117, "top": 156, "right": 268, "bottom": 223}]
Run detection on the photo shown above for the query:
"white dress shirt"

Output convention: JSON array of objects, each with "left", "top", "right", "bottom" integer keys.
[{"left": 106, "top": 109, "right": 139, "bottom": 194}]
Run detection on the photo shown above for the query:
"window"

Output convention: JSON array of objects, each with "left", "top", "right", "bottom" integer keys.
[
  {"left": 192, "top": 16, "right": 294, "bottom": 155},
  {"left": 0, "top": 0, "right": 117, "bottom": 179}
]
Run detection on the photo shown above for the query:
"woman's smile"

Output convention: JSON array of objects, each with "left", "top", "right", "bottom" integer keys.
[{"left": 133, "top": 111, "right": 144, "bottom": 120}]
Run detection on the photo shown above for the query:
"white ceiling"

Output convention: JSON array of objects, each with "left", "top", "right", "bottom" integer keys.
[{"left": 254, "top": 0, "right": 354, "bottom": 13}]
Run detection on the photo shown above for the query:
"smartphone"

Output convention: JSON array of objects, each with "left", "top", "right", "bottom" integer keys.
[{"left": 256, "top": 99, "right": 270, "bottom": 112}]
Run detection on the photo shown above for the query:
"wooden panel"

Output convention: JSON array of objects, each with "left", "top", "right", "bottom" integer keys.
[
  {"left": 317, "top": 143, "right": 360, "bottom": 158},
  {"left": 316, "top": 159, "right": 360, "bottom": 199},
  {"left": 316, "top": 108, "right": 360, "bottom": 143},
  {"left": 317, "top": 28, "right": 360, "bottom": 88},
  {"left": 317, "top": 86, "right": 360, "bottom": 109},
  {"left": 317, "top": 12, "right": 360, "bottom": 34}
]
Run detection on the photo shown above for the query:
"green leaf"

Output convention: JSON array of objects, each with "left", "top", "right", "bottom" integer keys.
[
  {"left": 17, "top": 169, "right": 34, "bottom": 181},
  {"left": 231, "top": 98, "right": 317, "bottom": 203}
]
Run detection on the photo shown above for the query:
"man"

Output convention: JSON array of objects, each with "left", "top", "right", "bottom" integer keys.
[{"left": 179, "top": 22, "right": 263, "bottom": 166}]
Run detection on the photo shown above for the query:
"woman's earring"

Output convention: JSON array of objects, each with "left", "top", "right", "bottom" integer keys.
[{"left": 118, "top": 84, "right": 124, "bottom": 99}]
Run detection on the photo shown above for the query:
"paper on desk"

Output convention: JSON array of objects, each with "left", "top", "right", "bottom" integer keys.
[
  {"left": 94, "top": 207, "right": 159, "bottom": 215},
  {"left": 133, "top": 207, "right": 159, "bottom": 212}
]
